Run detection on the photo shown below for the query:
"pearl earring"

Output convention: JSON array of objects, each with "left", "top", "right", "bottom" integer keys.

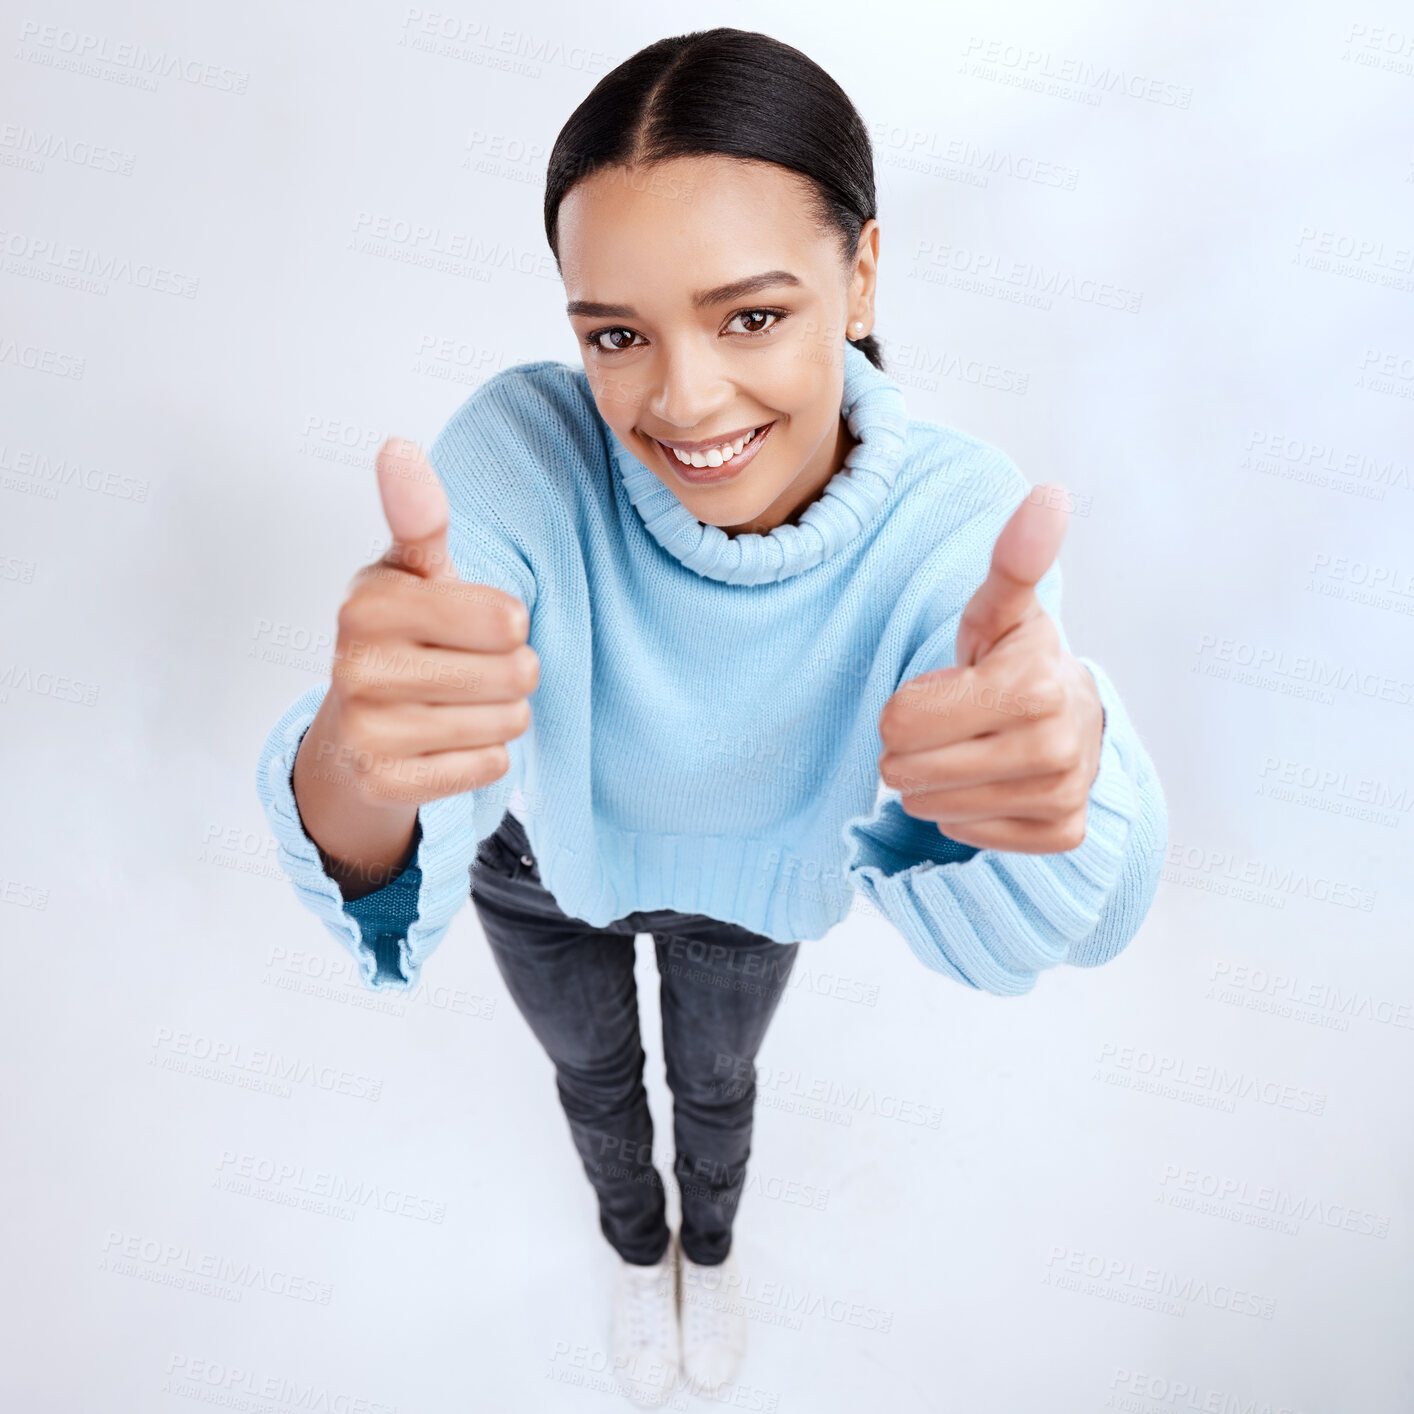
[{"left": 852, "top": 321, "right": 864, "bottom": 334}]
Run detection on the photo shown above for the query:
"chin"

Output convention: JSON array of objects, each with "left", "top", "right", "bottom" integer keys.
[{"left": 680, "top": 485, "right": 774, "bottom": 528}]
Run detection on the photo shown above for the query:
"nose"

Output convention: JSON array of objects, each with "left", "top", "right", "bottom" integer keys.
[{"left": 646, "top": 337, "right": 732, "bottom": 431}]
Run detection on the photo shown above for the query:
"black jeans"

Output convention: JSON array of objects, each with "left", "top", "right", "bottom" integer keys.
[{"left": 470, "top": 811, "right": 801, "bottom": 1267}]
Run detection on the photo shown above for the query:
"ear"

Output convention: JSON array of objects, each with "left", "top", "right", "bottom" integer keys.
[{"left": 850, "top": 218, "right": 880, "bottom": 332}]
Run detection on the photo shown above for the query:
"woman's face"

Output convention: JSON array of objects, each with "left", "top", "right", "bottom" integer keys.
[{"left": 557, "top": 155, "right": 879, "bottom": 537}]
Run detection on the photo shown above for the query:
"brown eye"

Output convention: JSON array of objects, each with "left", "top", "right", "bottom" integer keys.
[
  {"left": 727, "top": 309, "right": 784, "bottom": 336},
  {"left": 591, "top": 328, "right": 640, "bottom": 352}
]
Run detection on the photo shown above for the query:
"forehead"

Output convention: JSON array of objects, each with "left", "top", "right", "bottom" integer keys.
[{"left": 556, "top": 155, "right": 834, "bottom": 298}]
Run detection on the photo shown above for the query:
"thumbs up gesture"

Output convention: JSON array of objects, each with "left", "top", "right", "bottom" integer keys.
[
  {"left": 317, "top": 436, "right": 539, "bottom": 811},
  {"left": 875, "top": 484, "right": 1105, "bottom": 855}
]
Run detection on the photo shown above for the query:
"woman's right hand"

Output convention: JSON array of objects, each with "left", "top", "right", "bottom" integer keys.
[
  {"left": 322, "top": 436, "right": 538, "bottom": 810},
  {"left": 291, "top": 437, "right": 536, "bottom": 896}
]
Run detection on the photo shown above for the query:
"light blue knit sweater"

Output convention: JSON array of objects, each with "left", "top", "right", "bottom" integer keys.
[{"left": 254, "top": 342, "right": 1167, "bottom": 996}]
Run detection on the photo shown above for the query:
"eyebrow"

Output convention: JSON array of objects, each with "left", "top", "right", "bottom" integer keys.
[{"left": 565, "top": 269, "right": 802, "bottom": 319}]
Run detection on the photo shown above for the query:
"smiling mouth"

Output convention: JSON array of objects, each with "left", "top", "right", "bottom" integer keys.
[
  {"left": 658, "top": 424, "right": 768, "bottom": 469},
  {"left": 648, "top": 421, "right": 775, "bottom": 486}
]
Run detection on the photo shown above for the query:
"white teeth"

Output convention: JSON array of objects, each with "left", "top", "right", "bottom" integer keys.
[{"left": 665, "top": 426, "right": 763, "bottom": 470}]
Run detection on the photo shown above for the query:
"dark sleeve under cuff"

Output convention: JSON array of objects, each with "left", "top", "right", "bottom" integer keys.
[{"left": 340, "top": 819, "right": 425, "bottom": 983}]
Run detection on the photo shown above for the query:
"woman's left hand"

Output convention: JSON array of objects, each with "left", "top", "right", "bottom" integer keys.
[{"left": 875, "top": 485, "right": 1105, "bottom": 855}]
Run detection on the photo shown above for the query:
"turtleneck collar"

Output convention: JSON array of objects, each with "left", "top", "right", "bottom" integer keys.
[{"left": 604, "top": 341, "right": 909, "bottom": 585}]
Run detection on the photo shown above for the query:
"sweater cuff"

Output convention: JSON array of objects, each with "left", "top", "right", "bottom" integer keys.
[
  {"left": 841, "top": 658, "right": 1138, "bottom": 995},
  {"left": 340, "top": 823, "right": 424, "bottom": 981},
  {"left": 254, "top": 686, "right": 498, "bottom": 992}
]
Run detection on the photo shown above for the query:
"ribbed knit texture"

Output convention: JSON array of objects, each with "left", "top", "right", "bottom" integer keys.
[{"left": 254, "top": 343, "right": 1168, "bottom": 995}]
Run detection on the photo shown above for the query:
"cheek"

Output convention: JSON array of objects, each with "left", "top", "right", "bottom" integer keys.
[
  {"left": 753, "top": 347, "right": 829, "bottom": 428},
  {"left": 589, "top": 376, "right": 644, "bottom": 431},
  {"left": 783, "top": 317, "right": 841, "bottom": 376}
]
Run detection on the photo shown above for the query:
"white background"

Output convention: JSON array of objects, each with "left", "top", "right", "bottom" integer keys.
[{"left": 2, "top": 1, "right": 1411, "bottom": 1409}]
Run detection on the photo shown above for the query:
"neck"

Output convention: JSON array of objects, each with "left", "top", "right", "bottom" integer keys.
[{"left": 721, "top": 413, "right": 859, "bottom": 538}]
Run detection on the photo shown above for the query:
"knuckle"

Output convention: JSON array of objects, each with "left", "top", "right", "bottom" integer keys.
[
  {"left": 503, "top": 599, "right": 530, "bottom": 642},
  {"left": 877, "top": 710, "right": 897, "bottom": 750},
  {"left": 348, "top": 561, "right": 385, "bottom": 595},
  {"left": 1043, "top": 722, "right": 1084, "bottom": 774},
  {"left": 465, "top": 584, "right": 521, "bottom": 640},
  {"left": 1042, "top": 784, "right": 1084, "bottom": 824},
  {"left": 478, "top": 743, "right": 511, "bottom": 784},
  {"left": 335, "top": 596, "right": 368, "bottom": 641},
  {"left": 1027, "top": 674, "right": 1064, "bottom": 713},
  {"left": 329, "top": 656, "right": 372, "bottom": 699},
  {"left": 878, "top": 697, "right": 911, "bottom": 748},
  {"left": 448, "top": 658, "right": 481, "bottom": 696},
  {"left": 341, "top": 588, "right": 396, "bottom": 643},
  {"left": 879, "top": 723, "right": 904, "bottom": 756},
  {"left": 333, "top": 642, "right": 386, "bottom": 696}
]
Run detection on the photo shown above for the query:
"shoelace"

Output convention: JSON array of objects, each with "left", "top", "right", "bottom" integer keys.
[
  {"left": 681, "top": 1272, "right": 735, "bottom": 1345},
  {"left": 621, "top": 1264, "right": 675, "bottom": 1349}
]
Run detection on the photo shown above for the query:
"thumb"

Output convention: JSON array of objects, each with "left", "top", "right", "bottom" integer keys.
[
  {"left": 955, "top": 483, "right": 1069, "bottom": 668},
  {"left": 375, "top": 437, "right": 459, "bottom": 581}
]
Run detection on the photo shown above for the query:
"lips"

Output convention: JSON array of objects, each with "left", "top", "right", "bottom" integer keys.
[
  {"left": 648, "top": 421, "right": 775, "bottom": 485},
  {"left": 654, "top": 423, "right": 763, "bottom": 457}
]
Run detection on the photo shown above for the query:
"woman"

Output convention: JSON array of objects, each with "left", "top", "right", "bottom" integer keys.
[{"left": 255, "top": 26, "right": 1167, "bottom": 1408}]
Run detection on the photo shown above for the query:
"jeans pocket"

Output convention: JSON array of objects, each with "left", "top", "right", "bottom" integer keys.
[{"left": 476, "top": 816, "right": 541, "bottom": 884}]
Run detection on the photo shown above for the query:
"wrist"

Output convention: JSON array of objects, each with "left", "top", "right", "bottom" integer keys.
[{"left": 292, "top": 706, "right": 420, "bottom": 900}]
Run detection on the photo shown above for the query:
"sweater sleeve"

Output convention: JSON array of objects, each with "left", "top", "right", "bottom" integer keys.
[
  {"left": 840, "top": 539, "right": 1168, "bottom": 997},
  {"left": 254, "top": 682, "right": 517, "bottom": 991},
  {"left": 251, "top": 369, "right": 546, "bottom": 993}
]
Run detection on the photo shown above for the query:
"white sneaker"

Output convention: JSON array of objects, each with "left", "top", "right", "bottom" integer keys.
[
  {"left": 610, "top": 1243, "right": 680, "bottom": 1408},
  {"left": 677, "top": 1235, "right": 746, "bottom": 1395}
]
